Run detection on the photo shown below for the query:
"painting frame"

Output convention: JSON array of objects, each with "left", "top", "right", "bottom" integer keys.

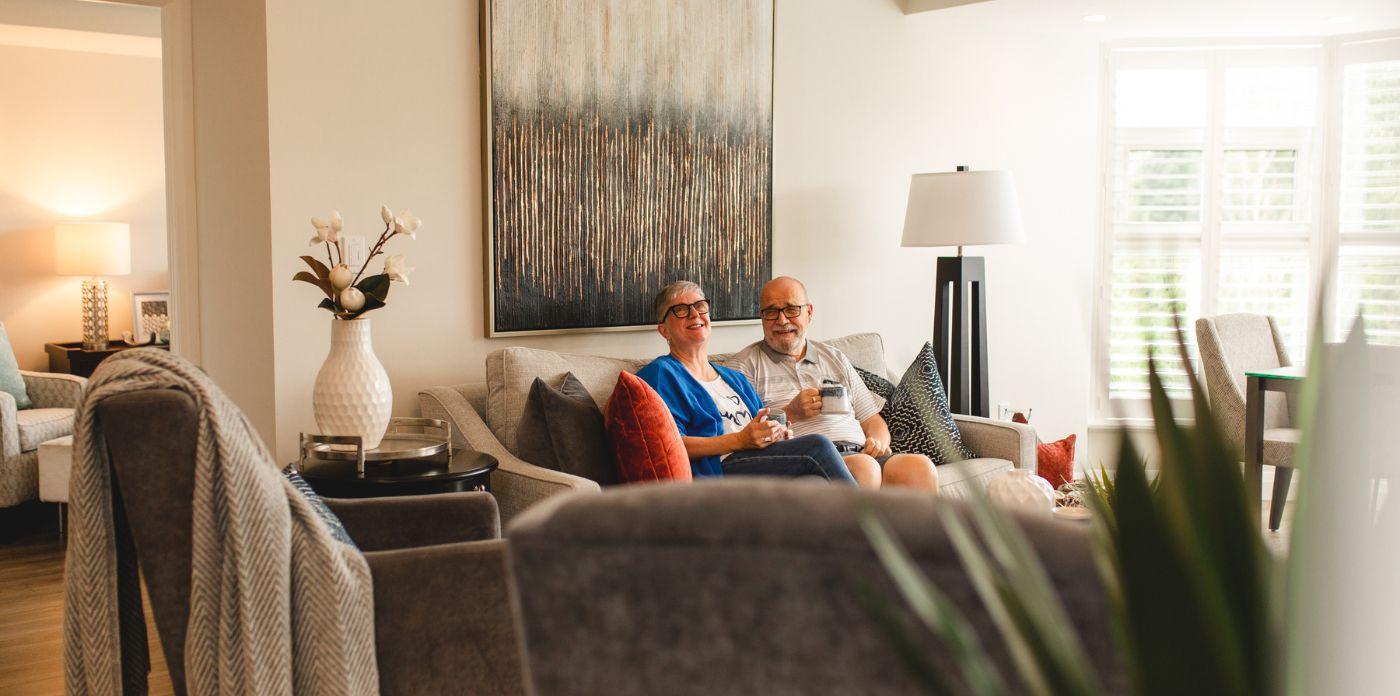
[
  {"left": 131, "top": 290, "right": 171, "bottom": 342},
  {"left": 479, "top": 0, "right": 775, "bottom": 337}
]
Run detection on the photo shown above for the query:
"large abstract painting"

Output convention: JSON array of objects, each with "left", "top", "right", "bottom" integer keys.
[{"left": 483, "top": 0, "right": 774, "bottom": 335}]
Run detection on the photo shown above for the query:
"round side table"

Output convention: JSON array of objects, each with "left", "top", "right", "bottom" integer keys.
[{"left": 297, "top": 449, "right": 498, "bottom": 498}]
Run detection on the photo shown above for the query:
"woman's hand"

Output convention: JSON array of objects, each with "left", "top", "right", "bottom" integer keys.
[{"left": 734, "top": 408, "right": 784, "bottom": 450}]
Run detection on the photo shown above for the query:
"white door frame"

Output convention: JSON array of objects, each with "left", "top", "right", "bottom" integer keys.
[{"left": 116, "top": 0, "right": 202, "bottom": 363}]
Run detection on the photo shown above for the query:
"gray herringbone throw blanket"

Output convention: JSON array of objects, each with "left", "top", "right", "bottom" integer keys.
[{"left": 64, "top": 348, "right": 379, "bottom": 695}]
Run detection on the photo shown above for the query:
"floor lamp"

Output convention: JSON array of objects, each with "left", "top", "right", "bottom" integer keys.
[{"left": 901, "top": 166, "right": 1025, "bottom": 417}]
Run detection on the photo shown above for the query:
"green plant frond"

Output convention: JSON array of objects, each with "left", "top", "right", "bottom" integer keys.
[
  {"left": 961, "top": 495, "right": 1102, "bottom": 696},
  {"left": 356, "top": 273, "right": 392, "bottom": 302},
  {"left": 937, "top": 503, "right": 1100, "bottom": 696},
  {"left": 859, "top": 509, "right": 1006, "bottom": 696},
  {"left": 1124, "top": 353, "right": 1267, "bottom": 694},
  {"left": 853, "top": 582, "right": 962, "bottom": 696}
]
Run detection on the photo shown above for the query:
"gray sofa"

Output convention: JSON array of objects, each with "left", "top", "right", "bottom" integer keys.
[
  {"left": 421, "top": 333, "right": 1037, "bottom": 524},
  {"left": 507, "top": 479, "right": 1127, "bottom": 695}
]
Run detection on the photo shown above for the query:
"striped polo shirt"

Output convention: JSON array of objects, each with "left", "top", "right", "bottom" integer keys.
[{"left": 724, "top": 339, "right": 884, "bottom": 446}]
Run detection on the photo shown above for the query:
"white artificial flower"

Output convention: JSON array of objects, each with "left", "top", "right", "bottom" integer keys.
[
  {"left": 393, "top": 210, "right": 422, "bottom": 239},
  {"left": 309, "top": 212, "right": 340, "bottom": 245},
  {"left": 339, "top": 287, "right": 366, "bottom": 311},
  {"left": 380, "top": 205, "right": 394, "bottom": 225},
  {"left": 384, "top": 254, "right": 413, "bottom": 285}
]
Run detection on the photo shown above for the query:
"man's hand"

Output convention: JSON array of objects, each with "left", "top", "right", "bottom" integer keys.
[
  {"left": 734, "top": 408, "right": 784, "bottom": 450},
  {"left": 862, "top": 435, "right": 891, "bottom": 457},
  {"left": 784, "top": 387, "right": 823, "bottom": 421}
]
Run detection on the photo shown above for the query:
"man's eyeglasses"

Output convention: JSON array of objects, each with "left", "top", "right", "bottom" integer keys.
[
  {"left": 662, "top": 299, "right": 711, "bottom": 321},
  {"left": 759, "top": 304, "right": 808, "bottom": 321}
]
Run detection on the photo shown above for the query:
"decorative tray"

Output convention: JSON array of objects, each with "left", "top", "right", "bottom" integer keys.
[{"left": 299, "top": 417, "right": 453, "bottom": 473}]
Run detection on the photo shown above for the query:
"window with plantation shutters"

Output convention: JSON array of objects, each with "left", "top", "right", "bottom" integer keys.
[
  {"left": 1098, "top": 45, "right": 1322, "bottom": 415},
  {"left": 1336, "top": 56, "right": 1400, "bottom": 345},
  {"left": 1097, "top": 35, "right": 1400, "bottom": 420}
]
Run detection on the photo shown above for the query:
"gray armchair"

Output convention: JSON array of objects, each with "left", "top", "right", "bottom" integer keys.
[
  {"left": 1195, "top": 313, "right": 1297, "bottom": 529},
  {"left": 1, "top": 369, "right": 86, "bottom": 507},
  {"left": 95, "top": 388, "right": 528, "bottom": 695},
  {"left": 508, "top": 480, "right": 1127, "bottom": 695}
]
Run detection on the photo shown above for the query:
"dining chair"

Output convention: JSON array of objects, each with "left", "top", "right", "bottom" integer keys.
[{"left": 1195, "top": 313, "right": 1298, "bottom": 530}]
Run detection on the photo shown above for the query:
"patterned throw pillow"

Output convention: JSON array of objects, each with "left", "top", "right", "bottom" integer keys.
[
  {"left": 853, "top": 366, "right": 896, "bottom": 405},
  {"left": 282, "top": 465, "right": 358, "bottom": 550},
  {"left": 885, "top": 342, "right": 976, "bottom": 465},
  {"left": 0, "top": 323, "right": 32, "bottom": 410},
  {"left": 517, "top": 373, "right": 619, "bottom": 485},
  {"left": 604, "top": 372, "right": 693, "bottom": 483}
]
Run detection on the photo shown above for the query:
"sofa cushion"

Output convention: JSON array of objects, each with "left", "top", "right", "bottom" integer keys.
[
  {"left": 824, "top": 333, "right": 890, "bottom": 379},
  {"left": 487, "top": 347, "right": 646, "bottom": 454},
  {"left": 17, "top": 408, "right": 73, "bottom": 452},
  {"left": 603, "top": 372, "right": 691, "bottom": 484},
  {"left": 885, "top": 342, "right": 976, "bottom": 465},
  {"left": 516, "top": 374, "right": 619, "bottom": 485}
]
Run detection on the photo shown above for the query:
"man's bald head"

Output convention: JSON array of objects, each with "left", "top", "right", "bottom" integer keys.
[
  {"left": 759, "top": 276, "right": 814, "bottom": 357},
  {"left": 760, "top": 276, "right": 809, "bottom": 307}
]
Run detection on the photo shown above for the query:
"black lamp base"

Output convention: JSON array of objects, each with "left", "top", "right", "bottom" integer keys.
[{"left": 932, "top": 255, "right": 988, "bottom": 417}]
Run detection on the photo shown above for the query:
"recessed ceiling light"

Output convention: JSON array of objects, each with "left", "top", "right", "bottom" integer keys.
[
  {"left": 1083, "top": 14, "right": 1107, "bottom": 22},
  {"left": 1328, "top": 15, "right": 1354, "bottom": 24}
]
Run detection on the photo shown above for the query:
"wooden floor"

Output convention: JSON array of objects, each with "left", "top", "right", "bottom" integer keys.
[{"left": 0, "top": 505, "right": 173, "bottom": 695}]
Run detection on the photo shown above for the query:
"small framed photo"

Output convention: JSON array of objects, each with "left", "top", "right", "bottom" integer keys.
[{"left": 132, "top": 291, "right": 171, "bottom": 343}]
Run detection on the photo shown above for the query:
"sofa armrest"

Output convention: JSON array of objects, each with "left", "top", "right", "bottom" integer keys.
[
  {"left": 21, "top": 370, "right": 86, "bottom": 409},
  {"left": 0, "top": 391, "right": 17, "bottom": 458},
  {"left": 324, "top": 492, "right": 500, "bottom": 552},
  {"left": 364, "top": 539, "right": 529, "bottom": 695},
  {"left": 420, "top": 386, "right": 601, "bottom": 526},
  {"left": 954, "top": 414, "right": 1036, "bottom": 471}
]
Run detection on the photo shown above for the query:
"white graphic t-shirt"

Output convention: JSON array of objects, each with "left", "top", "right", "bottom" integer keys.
[{"left": 702, "top": 376, "right": 753, "bottom": 440}]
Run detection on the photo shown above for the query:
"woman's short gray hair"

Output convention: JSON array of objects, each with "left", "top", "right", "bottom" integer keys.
[{"left": 654, "top": 280, "right": 704, "bottom": 322}]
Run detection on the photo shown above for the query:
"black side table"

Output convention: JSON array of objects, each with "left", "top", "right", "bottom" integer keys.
[
  {"left": 45, "top": 340, "right": 170, "bottom": 377},
  {"left": 297, "top": 449, "right": 497, "bottom": 499}
]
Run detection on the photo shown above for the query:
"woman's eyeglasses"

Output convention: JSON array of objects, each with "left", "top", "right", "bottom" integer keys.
[
  {"left": 759, "top": 304, "right": 808, "bottom": 321},
  {"left": 663, "top": 299, "right": 711, "bottom": 321}
]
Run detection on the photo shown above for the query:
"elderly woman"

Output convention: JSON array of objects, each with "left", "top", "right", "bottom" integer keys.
[{"left": 636, "top": 281, "right": 856, "bottom": 482}]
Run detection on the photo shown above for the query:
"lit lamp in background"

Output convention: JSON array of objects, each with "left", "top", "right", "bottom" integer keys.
[
  {"left": 901, "top": 166, "right": 1025, "bottom": 418},
  {"left": 54, "top": 222, "right": 131, "bottom": 351}
]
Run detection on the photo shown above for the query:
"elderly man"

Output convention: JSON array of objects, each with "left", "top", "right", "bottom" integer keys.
[{"left": 726, "top": 277, "right": 939, "bottom": 492}]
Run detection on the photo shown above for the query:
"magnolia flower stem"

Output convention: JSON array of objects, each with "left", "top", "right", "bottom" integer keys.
[
  {"left": 325, "top": 241, "right": 337, "bottom": 267},
  {"left": 350, "top": 222, "right": 394, "bottom": 287}
]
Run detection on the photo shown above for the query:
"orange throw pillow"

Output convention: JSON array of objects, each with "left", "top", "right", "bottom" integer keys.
[
  {"left": 1036, "top": 434, "right": 1076, "bottom": 489},
  {"left": 604, "top": 372, "right": 693, "bottom": 483}
]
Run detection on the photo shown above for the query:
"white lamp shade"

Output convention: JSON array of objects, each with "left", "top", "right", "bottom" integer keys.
[
  {"left": 901, "top": 170, "right": 1026, "bottom": 248},
  {"left": 54, "top": 222, "right": 131, "bottom": 276}
]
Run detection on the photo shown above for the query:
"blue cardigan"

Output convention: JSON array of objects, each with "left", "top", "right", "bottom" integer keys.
[{"left": 636, "top": 355, "right": 765, "bottom": 478}]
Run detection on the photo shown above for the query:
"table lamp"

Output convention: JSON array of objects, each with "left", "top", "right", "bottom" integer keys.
[
  {"left": 55, "top": 222, "right": 131, "bottom": 351},
  {"left": 902, "top": 166, "right": 1025, "bottom": 417}
]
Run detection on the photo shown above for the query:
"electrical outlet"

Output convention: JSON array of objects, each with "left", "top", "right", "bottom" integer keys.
[{"left": 343, "top": 235, "right": 367, "bottom": 267}]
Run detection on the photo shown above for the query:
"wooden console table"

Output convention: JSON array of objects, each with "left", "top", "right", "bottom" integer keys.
[{"left": 44, "top": 341, "right": 170, "bottom": 378}]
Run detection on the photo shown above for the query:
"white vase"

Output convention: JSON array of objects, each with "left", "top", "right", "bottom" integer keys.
[{"left": 313, "top": 318, "right": 392, "bottom": 450}]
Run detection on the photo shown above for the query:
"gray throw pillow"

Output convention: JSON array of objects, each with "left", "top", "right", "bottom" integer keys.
[
  {"left": 885, "top": 342, "right": 976, "bottom": 465},
  {"left": 0, "top": 323, "right": 32, "bottom": 410},
  {"left": 517, "top": 373, "right": 619, "bottom": 485}
]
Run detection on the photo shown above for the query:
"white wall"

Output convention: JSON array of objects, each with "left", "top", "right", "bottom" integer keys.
[
  {"left": 262, "top": 0, "right": 1400, "bottom": 466},
  {"left": 0, "top": 35, "right": 167, "bottom": 370},
  {"left": 261, "top": 0, "right": 1097, "bottom": 463}
]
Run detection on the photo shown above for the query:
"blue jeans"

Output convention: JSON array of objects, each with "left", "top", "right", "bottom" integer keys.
[{"left": 721, "top": 434, "right": 856, "bottom": 484}]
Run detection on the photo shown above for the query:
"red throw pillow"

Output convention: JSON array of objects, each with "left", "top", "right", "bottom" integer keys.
[
  {"left": 1036, "top": 434, "right": 1076, "bottom": 488},
  {"left": 604, "top": 372, "right": 693, "bottom": 483}
]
